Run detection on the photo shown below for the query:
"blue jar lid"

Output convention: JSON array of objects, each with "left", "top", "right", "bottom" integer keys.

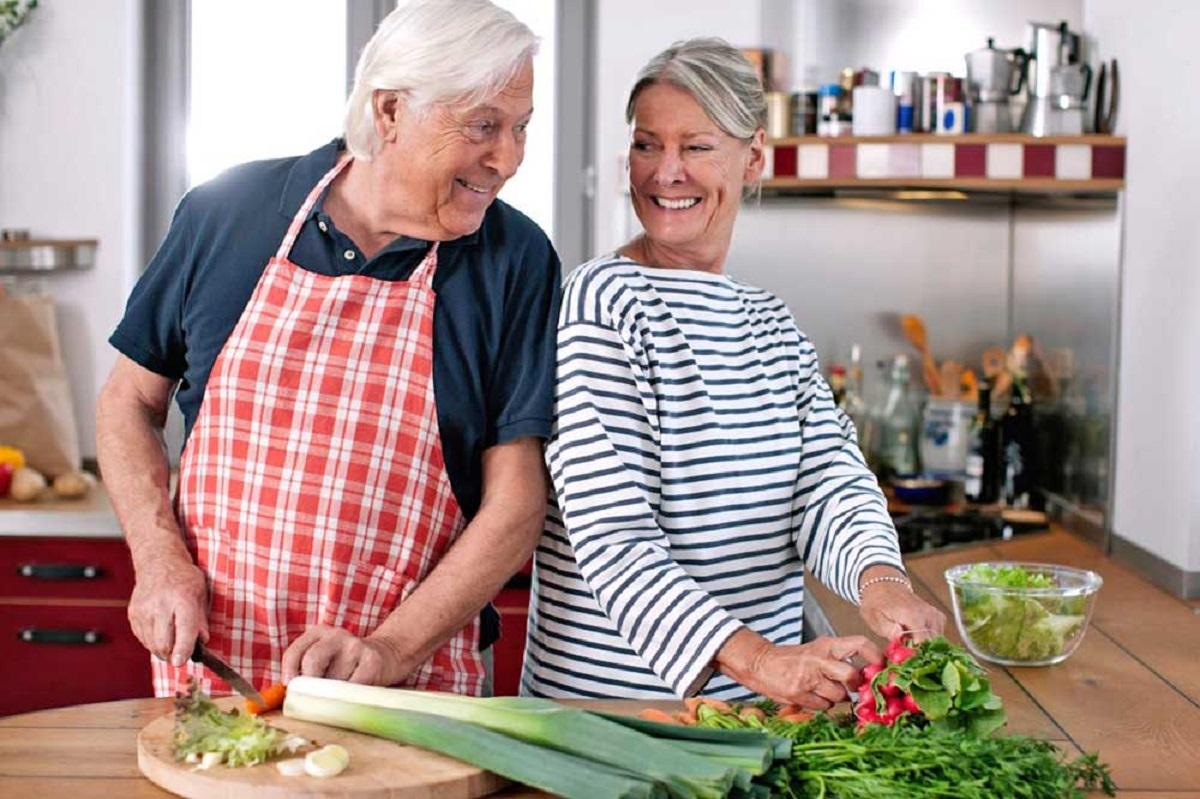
[{"left": 818, "top": 83, "right": 843, "bottom": 96}]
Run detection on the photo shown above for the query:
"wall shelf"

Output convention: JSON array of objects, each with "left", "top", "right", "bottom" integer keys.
[
  {"left": 764, "top": 134, "right": 1125, "bottom": 195},
  {"left": 0, "top": 239, "right": 98, "bottom": 274}
]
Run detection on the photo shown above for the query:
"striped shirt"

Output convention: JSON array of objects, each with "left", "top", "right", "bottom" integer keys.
[{"left": 521, "top": 255, "right": 904, "bottom": 700}]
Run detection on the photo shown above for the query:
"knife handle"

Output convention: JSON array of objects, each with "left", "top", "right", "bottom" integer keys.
[{"left": 18, "top": 628, "right": 103, "bottom": 645}]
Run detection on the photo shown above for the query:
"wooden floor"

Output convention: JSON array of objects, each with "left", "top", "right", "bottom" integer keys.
[{"left": 808, "top": 528, "right": 1200, "bottom": 796}]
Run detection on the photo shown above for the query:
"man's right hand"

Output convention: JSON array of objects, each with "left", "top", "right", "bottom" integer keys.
[{"left": 128, "top": 554, "right": 209, "bottom": 667}]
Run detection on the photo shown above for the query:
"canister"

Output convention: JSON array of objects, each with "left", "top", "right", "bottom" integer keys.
[{"left": 764, "top": 91, "right": 792, "bottom": 140}]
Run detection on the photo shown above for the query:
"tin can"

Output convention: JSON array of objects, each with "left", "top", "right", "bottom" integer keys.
[
  {"left": 890, "top": 70, "right": 920, "bottom": 133},
  {"left": 936, "top": 76, "right": 967, "bottom": 134},
  {"left": 764, "top": 91, "right": 792, "bottom": 139},
  {"left": 919, "top": 72, "right": 950, "bottom": 133},
  {"left": 817, "top": 84, "right": 843, "bottom": 136},
  {"left": 790, "top": 91, "right": 818, "bottom": 136}
]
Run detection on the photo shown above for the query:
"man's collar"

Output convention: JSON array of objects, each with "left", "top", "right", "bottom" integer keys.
[{"left": 278, "top": 138, "right": 482, "bottom": 247}]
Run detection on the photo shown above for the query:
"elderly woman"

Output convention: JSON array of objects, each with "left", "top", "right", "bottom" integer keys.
[
  {"left": 96, "top": 0, "right": 558, "bottom": 698},
  {"left": 523, "top": 38, "right": 944, "bottom": 705}
]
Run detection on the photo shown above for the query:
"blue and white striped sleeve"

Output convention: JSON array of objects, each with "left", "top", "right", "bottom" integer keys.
[
  {"left": 546, "top": 319, "right": 744, "bottom": 697},
  {"left": 792, "top": 334, "right": 905, "bottom": 605}
]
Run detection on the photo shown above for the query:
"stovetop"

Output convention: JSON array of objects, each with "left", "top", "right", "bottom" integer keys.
[{"left": 893, "top": 510, "right": 1043, "bottom": 555}]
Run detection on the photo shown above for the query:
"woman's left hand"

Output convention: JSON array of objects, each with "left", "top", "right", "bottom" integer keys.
[
  {"left": 857, "top": 569, "right": 946, "bottom": 644},
  {"left": 281, "top": 624, "right": 411, "bottom": 685}
]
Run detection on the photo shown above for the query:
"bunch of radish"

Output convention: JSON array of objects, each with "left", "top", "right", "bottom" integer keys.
[{"left": 855, "top": 635, "right": 921, "bottom": 727}]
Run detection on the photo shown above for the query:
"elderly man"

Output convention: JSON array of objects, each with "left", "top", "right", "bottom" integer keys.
[{"left": 96, "top": 0, "right": 558, "bottom": 697}]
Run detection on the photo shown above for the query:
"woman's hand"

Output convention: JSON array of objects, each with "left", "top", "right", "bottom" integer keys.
[
  {"left": 282, "top": 625, "right": 413, "bottom": 685},
  {"left": 857, "top": 567, "right": 945, "bottom": 643},
  {"left": 716, "top": 628, "right": 882, "bottom": 710}
]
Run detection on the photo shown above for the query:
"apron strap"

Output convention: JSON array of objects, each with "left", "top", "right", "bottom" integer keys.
[
  {"left": 274, "top": 154, "right": 353, "bottom": 262},
  {"left": 410, "top": 242, "right": 440, "bottom": 289}
]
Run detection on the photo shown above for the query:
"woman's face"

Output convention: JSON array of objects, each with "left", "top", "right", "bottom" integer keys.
[
  {"left": 376, "top": 59, "right": 534, "bottom": 240},
  {"left": 627, "top": 82, "right": 763, "bottom": 256}
]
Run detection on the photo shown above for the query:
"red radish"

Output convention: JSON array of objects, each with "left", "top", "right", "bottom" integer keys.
[
  {"left": 861, "top": 662, "right": 884, "bottom": 683},
  {"left": 879, "top": 673, "right": 902, "bottom": 699},
  {"left": 885, "top": 695, "right": 906, "bottom": 722},
  {"left": 902, "top": 693, "right": 922, "bottom": 714},
  {"left": 888, "top": 643, "right": 916, "bottom": 664}
]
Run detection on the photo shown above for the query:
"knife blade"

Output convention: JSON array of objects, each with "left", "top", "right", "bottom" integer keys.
[{"left": 191, "top": 641, "right": 267, "bottom": 708}]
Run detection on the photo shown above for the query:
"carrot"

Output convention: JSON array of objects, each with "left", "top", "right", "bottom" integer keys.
[
  {"left": 637, "top": 708, "right": 680, "bottom": 725},
  {"left": 677, "top": 710, "right": 698, "bottom": 725},
  {"left": 698, "top": 697, "right": 732, "bottom": 713},
  {"left": 245, "top": 682, "right": 287, "bottom": 716},
  {"left": 683, "top": 697, "right": 703, "bottom": 714},
  {"left": 738, "top": 706, "right": 766, "bottom": 721},
  {"left": 778, "top": 711, "right": 814, "bottom": 724},
  {"left": 776, "top": 703, "right": 802, "bottom": 717}
]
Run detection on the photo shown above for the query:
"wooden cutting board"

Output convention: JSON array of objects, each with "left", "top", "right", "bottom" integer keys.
[{"left": 136, "top": 696, "right": 511, "bottom": 799}]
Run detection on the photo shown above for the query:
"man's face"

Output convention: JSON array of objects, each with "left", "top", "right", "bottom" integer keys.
[{"left": 378, "top": 59, "right": 534, "bottom": 240}]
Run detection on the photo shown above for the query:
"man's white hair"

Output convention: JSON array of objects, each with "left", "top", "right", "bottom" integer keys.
[{"left": 344, "top": 0, "right": 538, "bottom": 160}]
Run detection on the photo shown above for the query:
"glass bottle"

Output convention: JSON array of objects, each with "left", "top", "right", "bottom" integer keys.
[
  {"left": 964, "top": 383, "right": 1001, "bottom": 503},
  {"left": 877, "top": 354, "right": 920, "bottom": 479}
]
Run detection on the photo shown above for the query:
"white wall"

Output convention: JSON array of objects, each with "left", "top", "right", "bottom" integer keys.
[
  {"left": 592, "top": 0, "right": 762, "bottom": 256},
  {"left": 0, "top": 0, "right": 141, "bottom": 461},
  {"left": 1085, "top": 0, "right": 1200, "bottom": 572}
]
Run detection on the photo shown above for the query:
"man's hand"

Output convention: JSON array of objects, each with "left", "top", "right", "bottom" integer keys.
[
  {"left": 858, "top": 566, "right": 945, "bottom": 643},
  {"left": 281, "top": 625, "right": 410, "bottom": 685},
  {"left": 127, "top": 554, "right": 209, "bottom": 666}
]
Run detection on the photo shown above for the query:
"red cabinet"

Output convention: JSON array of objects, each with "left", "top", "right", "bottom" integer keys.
[
  {"left": 0, "top": 537, "right": 152, "bottom": 716},
  {"left": 492, "top": 586, "right": 530, "bottom": 696}
]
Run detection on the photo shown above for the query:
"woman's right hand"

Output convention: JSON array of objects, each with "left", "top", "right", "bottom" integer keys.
[
  {"left": 128, "top": 552, "right": 209, "bottom": 667},
  {"left": 716, "top": 629, "right": 882, "bottom": 709}
]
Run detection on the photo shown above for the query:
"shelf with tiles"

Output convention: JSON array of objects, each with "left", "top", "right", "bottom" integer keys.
[{"left": 763, "top": 134, "right": 1125, "bottom": 194}]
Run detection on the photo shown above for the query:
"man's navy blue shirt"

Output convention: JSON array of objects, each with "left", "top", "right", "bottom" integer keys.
[{"left": 110, "top": 139, "right": 561, "bottom": 648}]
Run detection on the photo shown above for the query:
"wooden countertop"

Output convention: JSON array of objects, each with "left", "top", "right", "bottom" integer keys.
[
  {"left": 809, "top": 528, "right": 1200, "bottom": 795},
  {"left": 0, "top": 480, "right": 123, "bottom": 538},
  {"left": 0, "top": 529, "right": 1196, "bottom": 796}
]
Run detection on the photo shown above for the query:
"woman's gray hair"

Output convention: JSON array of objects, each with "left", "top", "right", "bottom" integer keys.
[
  {"left": 625, "top": 37, "right": 766, "bottom": 140},
  {"left": 344, "top": 0, "right": 538, "bottom": 160}
]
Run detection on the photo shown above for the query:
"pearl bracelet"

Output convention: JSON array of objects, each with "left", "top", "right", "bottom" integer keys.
[{"left": 858, "top": 574, "right": 912, "bottom": 603}]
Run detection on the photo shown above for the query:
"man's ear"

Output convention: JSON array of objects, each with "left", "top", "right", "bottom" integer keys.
[{"left": 372, "top": 90, "right": 403, "bottom": 144}]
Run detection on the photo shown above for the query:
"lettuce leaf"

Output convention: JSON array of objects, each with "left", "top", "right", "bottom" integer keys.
[{"left": 172, "top": 679, "right": 292, "bottom": 767}]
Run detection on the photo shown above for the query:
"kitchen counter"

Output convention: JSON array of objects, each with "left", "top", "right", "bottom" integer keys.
[
  {"left": 809, "top": 527, "right": 1200, "bottom": 795},
  {"left": 0, "top": 529, "right": 1196, "bottom": 796},
  {"left": 0, "top": 481, "right": 122, "bottom": 538}
]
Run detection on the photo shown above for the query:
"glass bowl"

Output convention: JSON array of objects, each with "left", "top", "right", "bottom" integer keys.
[{"left": 944, "top": 562, "right": 1103, "bottom": 667}]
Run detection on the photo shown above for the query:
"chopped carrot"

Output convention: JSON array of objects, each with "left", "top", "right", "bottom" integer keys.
[
  {"left": 778, "top": 711, "right": 814, "bottom": 724},
  {"left": 677, "top": 710, "right": 698, "bottom": 725},
  {"left": 637, "top": 708, "right": 681, "bottom": 725},
  {"left": 683, "top": 697, "right": 703, "bottom": 714},
  {"left": 738, "top": 706, "right": 766, "bottom": 721},
  {"left": 245, "top": 682, "right": 287, "bottom": 716},
  {"left": 698, "top": 697, "right": 732, "bottom": 713},
  {"left": 776, "top": 703, "right": 802, "bottom": 717}
]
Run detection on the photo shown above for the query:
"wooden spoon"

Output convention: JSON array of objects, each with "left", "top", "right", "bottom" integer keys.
[
  {"left": 900, "top": 314, "right": 941, "bottom": 395},
  {"left": 938, "top": 361, "right": 962, "bottom": 400}
]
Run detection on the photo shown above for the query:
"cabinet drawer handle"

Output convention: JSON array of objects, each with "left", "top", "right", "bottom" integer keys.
[
  {"left": 18, "top": 628, "right": 104, "bottom": 645},
  {"left": 17, "top": 563, "right": 103, "bottom": 581}
]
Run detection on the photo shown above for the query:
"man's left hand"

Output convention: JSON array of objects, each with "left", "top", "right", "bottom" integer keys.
[
  {"left": 281, "top": 624, "right": 411, "bottom": 685},
  {"left": 857, "top": 572, "right": 946, "bottom": 644}
]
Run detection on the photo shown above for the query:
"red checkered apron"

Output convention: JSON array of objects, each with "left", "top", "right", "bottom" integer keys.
[{"left": 153, "top": 156, "right": 484, "bottom": 697}]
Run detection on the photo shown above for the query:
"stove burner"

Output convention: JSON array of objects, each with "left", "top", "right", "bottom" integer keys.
[{"left": 894, "top": 511, "right": 1016, "bottom": 554}]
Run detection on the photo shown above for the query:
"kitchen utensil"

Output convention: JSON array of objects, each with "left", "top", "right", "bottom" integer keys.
[
  {"left": 945, "top": 562, "right": 1102, "bottom": 666},
  {"left": 900, "top": 314, "right": 941, "bottom": 395},
  {"left": 892, "top": 476, "right": 952, "bottom": 506},
  {"left": 191, "top": 642, "right": 266, "bottom": 708},
  {"left": 852, "top": 85, "right": 897, "bottom": 135},
  {"left": 1021, "top": 19, "right": 1084, "bottom": 135},
  {"left": 938, "top": 361, "right": 963, "bottom": 399},
  {"left": 965, "top": 37, "right": 1028, "bottom": 133},
  {"left": 1093, "top": 59, "right": 1119, "bottom": 133},
  {"left": 137, "top": 695, "right": 510, "bottom": 799}
]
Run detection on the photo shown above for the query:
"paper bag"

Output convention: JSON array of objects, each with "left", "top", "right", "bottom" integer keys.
[{"left": 0, "top": 286, "right": 81, "bottom": 476}]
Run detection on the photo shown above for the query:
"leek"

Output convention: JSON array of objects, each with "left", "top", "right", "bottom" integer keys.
[
  {"left": 285, "top": 692, "right": 663, "bottom": 799},
  {"left": 285, "top": 677, "right": 771, "bottom": 799}
]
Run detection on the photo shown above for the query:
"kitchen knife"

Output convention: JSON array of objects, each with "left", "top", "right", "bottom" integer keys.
[{"left": 191, "top": 641, "right": 267, "bottom": 707}]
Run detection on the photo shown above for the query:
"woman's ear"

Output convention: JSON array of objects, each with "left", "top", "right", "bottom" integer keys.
[
  {"left": 372, "top": 90, "right": 403, "bottom": 144},
  {"left": 744, "top": 128, "right": 766, "bottom": 183}
]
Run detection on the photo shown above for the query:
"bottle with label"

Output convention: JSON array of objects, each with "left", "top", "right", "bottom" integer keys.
[
  {"left": 877, "top": 354, "right": 920, "bottom": 479},
  {"left": 828, "top": 365, "right": 847, "bottom": 408},
  {"left": 1002, "top": 373, "right": 1040, "bottom": 508},
  {"left": 964, "top": 383, "right": 1001, "bottom": 503},
  {"left": 841, "top": 344, "right": 868, "bottom": 445}
]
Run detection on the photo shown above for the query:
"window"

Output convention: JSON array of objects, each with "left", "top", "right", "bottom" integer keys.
[{"left": 187, "top": 1, "right": 347, "bottom": 187}]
